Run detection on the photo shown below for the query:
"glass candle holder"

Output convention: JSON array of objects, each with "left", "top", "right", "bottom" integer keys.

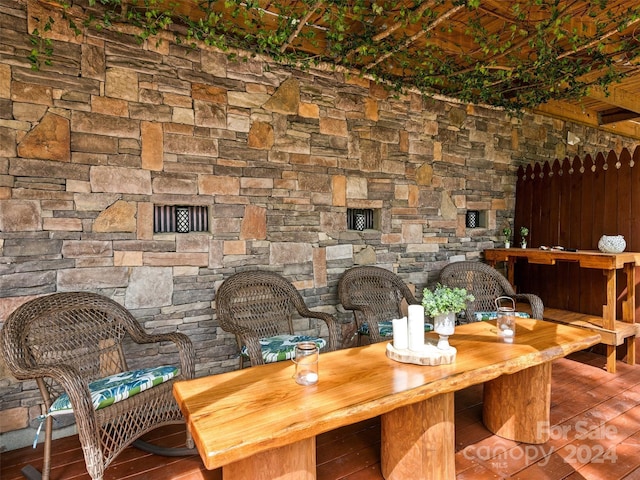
[{"left": 293, "top": 342, "right": 319, "bottom": 386}]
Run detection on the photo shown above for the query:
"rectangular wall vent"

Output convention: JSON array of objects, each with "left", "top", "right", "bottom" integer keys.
[
  {"left": 154, "top": 205, "right": 209, "bottom": 233},
  {"left": 347, "top": 208, "right": 375, "bottom": 231}
]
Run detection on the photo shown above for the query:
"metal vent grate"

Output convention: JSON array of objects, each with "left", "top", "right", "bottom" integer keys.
[
  {"left": 154, "top": 205, "right": 209, "bottom": 233},
  {"left": 347, "top": 208, "right": 374, "bottom": 231}
]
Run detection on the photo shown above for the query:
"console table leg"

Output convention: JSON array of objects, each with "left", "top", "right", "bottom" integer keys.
[
  {"left": 223, "top": 437, "right": 315, "bottom": 480},
  {"left": 483, "top": 362, "right": 551, "bottom": 444},
  {"left": 381, "top": 392, "right": 455, "bottom": 480}
]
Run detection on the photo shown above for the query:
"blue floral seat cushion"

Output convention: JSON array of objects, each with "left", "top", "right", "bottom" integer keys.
[
  {"left": 240, "top": 335, "right": 326, "bottom": 364},
  {"left": 48, "top": 365, "right": 179, "bottom": 416},
  {"left": 474, "top": 311, "right": 531, "bottom": 322},
  {"left": 359, "top": 321, "right": 433, "bottom": 337}
]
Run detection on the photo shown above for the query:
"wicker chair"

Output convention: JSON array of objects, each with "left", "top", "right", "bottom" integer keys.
[
  {"left": 216, "top": 270, "right": 340, "bottom": 367},
  {"left": 0, "top": 292, "right": 196, "bottom": 480},
  {"left": 338, "top": 266, "right": 420, "bottom": 344},
  {"left": 438, "top": 261, "right": 544, "bottom": 321}
]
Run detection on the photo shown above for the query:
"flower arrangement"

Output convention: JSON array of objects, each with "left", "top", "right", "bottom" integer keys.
[
  {"left": 520, "top": 226, "right": 529, "bottom": 248},
  {"left": 421, "top": 284, "right": 475, "bottom": 317}
]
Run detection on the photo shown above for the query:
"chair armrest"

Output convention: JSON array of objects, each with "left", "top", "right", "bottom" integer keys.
[
  {"left": 303, "top": 310, "right": 340, "bottom": 352},
  {"left": 354, "top": 304, "right": 384, "bottom": 344},
  {"left": 126, "top": 330, "right": 196, "bottom": 380},
  {"left": 234, "top": 329, "right": 263, "bottom": 367},
  {"left": 513, "top": 293, "right": 545, "bottom": 320}
]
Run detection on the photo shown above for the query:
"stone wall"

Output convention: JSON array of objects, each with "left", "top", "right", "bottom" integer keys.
[{"left": 0, "top": 0, "right": 637, "bottom": 449}]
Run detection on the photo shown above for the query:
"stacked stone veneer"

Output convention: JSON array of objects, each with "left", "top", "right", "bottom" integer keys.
[{"left": 0, "top": 0, "right": 636, "bottom": 448}]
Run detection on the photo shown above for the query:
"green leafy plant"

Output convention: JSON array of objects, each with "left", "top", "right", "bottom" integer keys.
[
  {"left": 421, "top": 284, "right": 474, "bottom": 317},
  {"left": 24, "top": 0, "right": 640, "bottom": 113},
  {"left": 520, "top": 226, "right": 529, "bottom": 238},
  {"left": 502, "top": 225, "right": 512, "bottom": 240}
]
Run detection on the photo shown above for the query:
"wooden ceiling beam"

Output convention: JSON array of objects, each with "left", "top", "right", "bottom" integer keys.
[
  {"left": 535, "top": 100, "right": 640, "bottom": 140},
  {"left": 598, "top": 107, "right": 640, "bottom": 125}
]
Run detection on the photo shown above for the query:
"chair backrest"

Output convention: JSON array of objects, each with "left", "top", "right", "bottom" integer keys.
[
  {"left": 338, "top": 266, "right": 418, "bottom": 323},
  {"left": 216, "top": 270, "right": 307, "bottom": 339},
  {"left": 438, "top": 261, "right": 516, "bottom": 318},
  {"left": 1, "top": 292, "right": 141, "bottom": 405}
]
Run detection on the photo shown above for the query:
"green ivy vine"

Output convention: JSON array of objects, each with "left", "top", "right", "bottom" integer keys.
[{"left": 26, "top": 0, "right": 640, "bottom": 112}]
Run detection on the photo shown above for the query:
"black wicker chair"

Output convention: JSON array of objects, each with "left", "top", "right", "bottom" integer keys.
[
  {"left": 216, "top": 270, "right": 340, "bottom": 367},
  {"left": 438, "top": 261, "right": 544, "bottom": 322},
  {"left": 0, "top": 292, "right": 196, "bottom": 480},
  {"left": 338, "top": 266, "right": 420, "bottom": 344}
]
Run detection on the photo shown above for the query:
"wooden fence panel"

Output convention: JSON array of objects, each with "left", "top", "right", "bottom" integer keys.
[{"left": 513, "top": 146, "right": 640, "bottom": 318}]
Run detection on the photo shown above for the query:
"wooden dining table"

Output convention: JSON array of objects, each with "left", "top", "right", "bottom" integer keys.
[{"left": 173, "top": 318, "right": 600, "bottom": 480}]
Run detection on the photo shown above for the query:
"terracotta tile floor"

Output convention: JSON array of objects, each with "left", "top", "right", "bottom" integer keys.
[{"left": 3, "top": 350, "right": 640, "bottom": 479}]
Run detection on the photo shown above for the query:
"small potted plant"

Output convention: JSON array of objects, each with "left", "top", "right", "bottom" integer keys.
[
  {"left": 520, "top": 226, "right": 529, "bottom": 248},
  {"left": 502, "top": 225, "right": 512, "bottom": 248},
  {"left": 422, "top": 284, "right": 474, "bottom": 349}
]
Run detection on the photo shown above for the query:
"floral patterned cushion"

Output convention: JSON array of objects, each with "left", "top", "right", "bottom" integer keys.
[
  {"left": 359, "top": 321, "right": 433, "bottom": 337},
  {"left": 48, "top": 365, "right": 179, "bottom": 416},
  {"left": 240, "top": 335, "right": 327, "bottom": 364},
  {"left": 473, "top": 311, "right": 531, "bottom": 322}
]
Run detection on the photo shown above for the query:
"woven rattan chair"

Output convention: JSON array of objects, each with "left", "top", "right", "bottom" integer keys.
[
  {"left": 438, "top": 261, "right": 544, "bottom": 321},
  {"left": 216, "top": 270, "right": 340, "bottom": 367},
  {"left": 338, "top": 266, "right": 420, "bottom": 344},
  {"left": 0, "top": 292, "right": 196, "bottom": 480}
]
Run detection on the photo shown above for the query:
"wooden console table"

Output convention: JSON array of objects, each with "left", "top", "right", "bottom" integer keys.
[
  {"left": 484, "top": 248, "right": 640, "bottom": 373},
  {"left": 173, "top": 319, "right": 599, "bottom": 480}
]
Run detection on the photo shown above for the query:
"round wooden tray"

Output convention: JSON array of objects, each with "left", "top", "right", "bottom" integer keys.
[{"left": 385, "top": 341, "right": 456, "bottom": 366}]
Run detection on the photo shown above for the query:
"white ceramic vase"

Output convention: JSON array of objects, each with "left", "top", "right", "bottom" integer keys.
[
  {"left": 598, "top": 235, "right": 626, "bottom": 253},
  {"left": 433, "top": 312, "right": 456, "bottom": 350}
]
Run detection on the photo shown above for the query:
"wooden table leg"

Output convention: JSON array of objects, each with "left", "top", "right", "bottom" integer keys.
[
  {"left": 623, "top": 263, "right": 636, "bottom": 366},
  {"left": 223, "top": 437, "right": 315, "bottom": 479},
  {"left": 381, "top": 392, "right": 455, "bottom": 480},
  {"left": 483, "top": 362, "right": 551, "bottom": 444}
]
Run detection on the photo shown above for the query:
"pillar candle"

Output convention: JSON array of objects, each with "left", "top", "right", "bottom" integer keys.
[
  {"left": 392, "top": 317, "right": 409, "bottom": 350},
  {"left": 407, "top": 304, "right": 425, "bottom": 351}
]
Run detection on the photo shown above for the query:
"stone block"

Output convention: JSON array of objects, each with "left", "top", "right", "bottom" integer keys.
[
  {"left": 82, "top": 44, "right": 106, "bottom": 81},
  {"left": 105, "top": 68, "right": 138, "bottom": 102},
  {"left": 114, "top": 250, "right": 143, "bottom": 266},
  {"left": 11, "top": 82, "right": 53, "bottom": 106},
  {"left": 326, "top": 244, "right": 353, "bottom": 261},
  {"left": 0, "top": 127, "right": 17, "bottom": 157},
  {"left": 164, "top": 133, "right": 218, "bottom": 156},
  {"left": 72, "top": 111, "right": 140, "bottom": 139},
  {"left": 152, "top": 174, "right": 198, "bottom": 194},
  {"left": 319, "top": 117, "right": 348, "bottom": 137},
  {"left": 346, "top": 177, "right": 368, "bottom": 199},
  {"left": 270, "top": 242, "right": 313, "bottom": 265},
  {"left": 199, "top": 175, "right": 239, "bottom": 195},
  {"left": 141, "top": 121, "right": 164, "bottom": 171},
  {"left": 12, "top": 102, "right": 48, "bottom": 122},
  {"left": 313, "top": 247, "right": 327, "bottom": 288},
  {"left": 57, "top": 267, "right": 129, "bottom": 290},
  {"left": 125, "top": 266, "right": 173, "bottom": 309},
  {"left": 299, "top": 172, "right": 331, "bottom": 193},
  {"left": 194, "top": 100, "right": 226, "bottom": 128},
  {"left": 0, "top": 406, "right": 29, "bottom": 433},
  {"left": 228, "top": 91, "right": 271, "bottom": 109},
  {"left": 90, "top": 166, "right": 152, "bottom": 195},
  {"left": 17, "top": 113, "right": 70, "bottom": 161},
  {"left": 0, "top": 200, "right": 41, "bottom": 231},
  {"left": 240, "top": 205, "right": 266, "bottom": 240},
  {"left": 176, "top": 234, "right": 209, "bottom": 252},
  {"left": 402, "top": 223, "right": 423, "bottom": 243},
  {"left": 42, "top": 217, "right": 83, "bottom": 231},
  {"left": 0, "top": 64, "right": 9, "bottom": 99},
  {"left": 332, "top": 175, "right": 346, "bottom": 207},
  {"left": 90, "top": 96, "right": 129, "bottom": 117},
  {"left": 263, "top": 78, "right": 299, "bottom": 114},
  {"left": 223, "top": 240, "right": 246, "bottom": 255},
  {"left": 93, "top": 200, "right": 137, "bottom": 233},
  {"left": 61, "top": 240, "right": 112, "bottom": 258},
  {"left": 248, "top": 121, "right": 274, "bottom": 150},
  {"left": 142, "top": 252, "right": 209, "bottom": 266}
]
